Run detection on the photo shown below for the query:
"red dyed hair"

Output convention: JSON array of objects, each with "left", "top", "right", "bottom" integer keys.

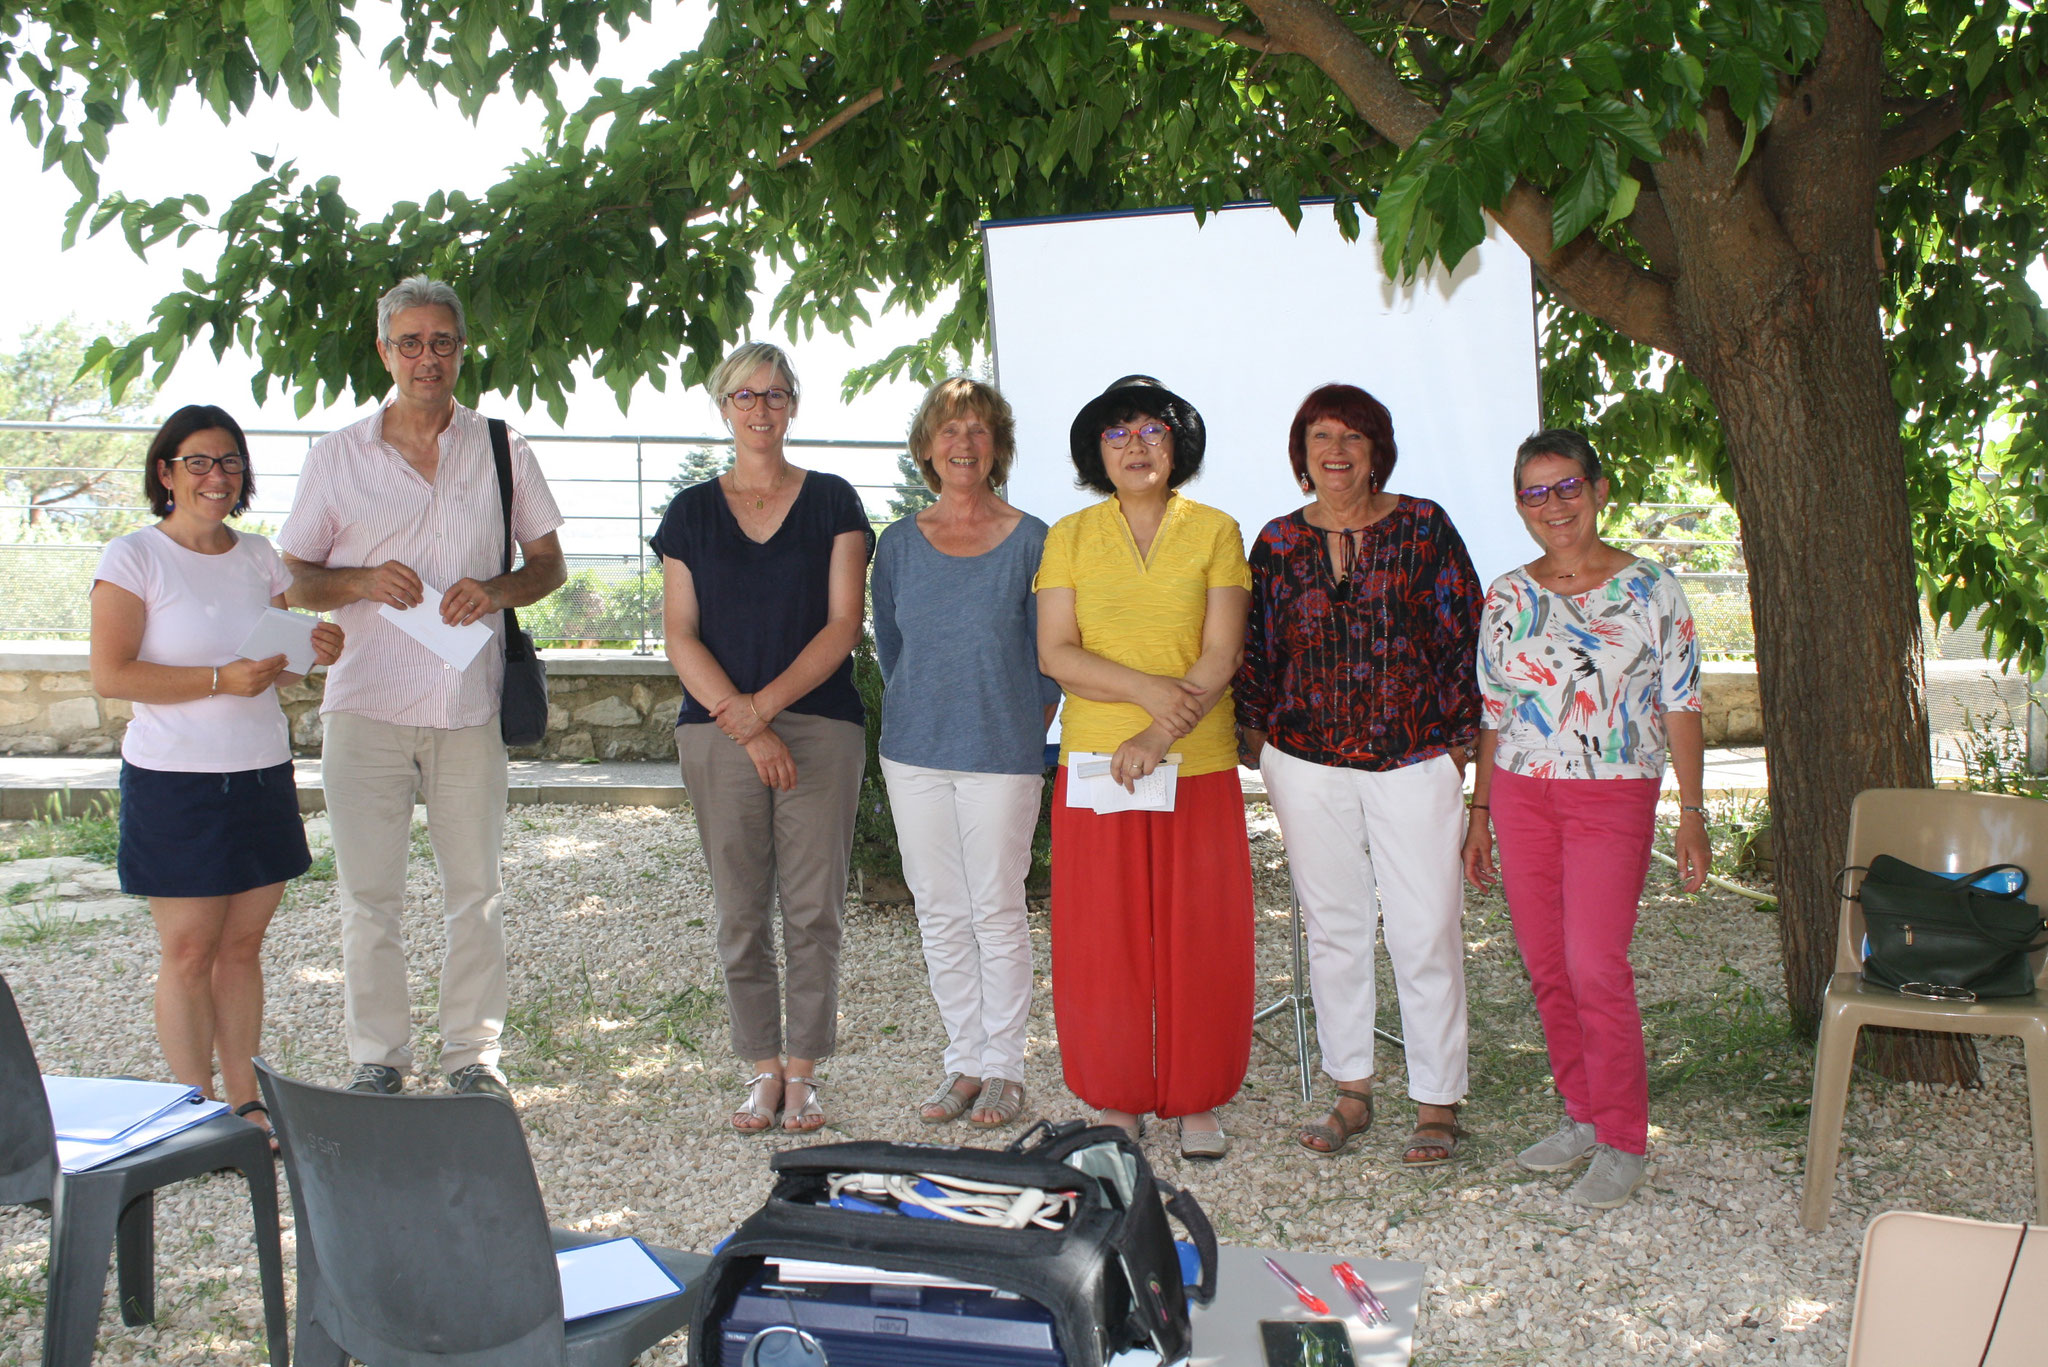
[{"left": 1287, "top": 384, "right": 1397, "bottom": 491}]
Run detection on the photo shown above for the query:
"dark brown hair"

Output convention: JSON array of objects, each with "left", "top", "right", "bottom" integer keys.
[{"left": 144, "top": 405, "right": 255, "bottom": 518}]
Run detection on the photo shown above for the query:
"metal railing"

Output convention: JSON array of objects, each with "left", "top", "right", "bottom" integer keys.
[{"left": 0, "top": 419, "right": 922, "bottom": 653}]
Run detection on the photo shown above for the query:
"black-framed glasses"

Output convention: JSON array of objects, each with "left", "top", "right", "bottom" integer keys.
[
  {"left": 388, "top": 335, "right": 461, "bottom": 358},
  {"left": 1516, "top": 476, "right": 1590, "bottom": 508},
  {"left": 167, "top": 454, "right": 247, "bottom": 475},
  {"left": 725, "top": 387, "right": 793, "bottom": 411},
  {"left": 1102, "top": 422, "right": 1170, "bottom": 449}
]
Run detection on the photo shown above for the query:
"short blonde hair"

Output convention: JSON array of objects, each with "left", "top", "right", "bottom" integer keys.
[
  {"left": 708, "top": 342, "right": 800, "bottom": 416},
  {"left": 906, "top": 378, "right": 1016, "bottom": 491}
]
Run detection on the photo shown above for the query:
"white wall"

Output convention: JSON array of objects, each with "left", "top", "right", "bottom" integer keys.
[{"left": 982, "top": 202, "right": 1541, "bottom": 588}]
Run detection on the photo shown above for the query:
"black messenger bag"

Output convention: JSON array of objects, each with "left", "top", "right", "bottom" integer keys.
[
  {"left": 487, "top": 417, "right": 549, "bottom": 747},
  {"left": 690, "top": 1121, "right": 1217, "bottom": 1367}
]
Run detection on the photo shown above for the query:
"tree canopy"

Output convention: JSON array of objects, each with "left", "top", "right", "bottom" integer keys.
[
  {"left": 0, "top": 320, "right": 156, "bottom": 540},
  {"left": 7, "top": 0, "right": 2048, "bottom": 1074}
]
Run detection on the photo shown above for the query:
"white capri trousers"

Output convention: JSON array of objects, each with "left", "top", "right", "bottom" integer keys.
[
  {"left": 1260, "top": 746, "right": 1469, "bottom": 1104},
  {"left": 880, "top": 757, "right": 1042, "bottom": 1083}
]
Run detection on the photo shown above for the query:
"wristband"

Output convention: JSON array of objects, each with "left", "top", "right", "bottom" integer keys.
[
  {"left": 209, "top": 666, "right": 220, "bottom": 697},
  {"left": 1466, "top": 802, "right": 1488, "bottom": 811},
  {"left": 1680, "top": 804, "right": 1707, "bottom": 818}
]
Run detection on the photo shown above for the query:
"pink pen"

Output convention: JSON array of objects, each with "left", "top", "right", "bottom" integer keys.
[
  {"left": 1263, "top": 1256, "right": 1331, "bottom": 1316},
  {"left": 1331, "top": 1262, "right": 1389, "bottom": 1326}
]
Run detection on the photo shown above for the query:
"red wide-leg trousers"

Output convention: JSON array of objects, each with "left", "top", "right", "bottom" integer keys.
[{"left": 1049, "top": 767, "right": 1254, "bottom": 1117}]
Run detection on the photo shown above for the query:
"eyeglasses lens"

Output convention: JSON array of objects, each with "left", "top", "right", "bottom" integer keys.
[
  {"left": 392, "top": 336, "right": 460, "bottom": 358},
  {"left": 728, "top": 388, "right": 792, "bottom": 411},
  {"left": 1517, "top": 477, "right": 1586, "bottom": 508},
  {"left": 1102, "top": 423, "right": 1168, "bottom": 449},
  {"left": 178, "top": 456, "right": 246, "bottom": 475}
]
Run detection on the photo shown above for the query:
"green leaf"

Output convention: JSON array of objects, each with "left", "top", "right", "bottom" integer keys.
[
  {"left": 246, "top": 0, "right": 296, "bottom": 73},
  {"left": 1551, "top": 141, "right": 1619, "bottom": 248}
]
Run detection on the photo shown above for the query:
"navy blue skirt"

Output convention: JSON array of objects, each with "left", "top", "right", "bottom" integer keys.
[{"left": 118, "top": 760, "right": 312, "bottom": 898}]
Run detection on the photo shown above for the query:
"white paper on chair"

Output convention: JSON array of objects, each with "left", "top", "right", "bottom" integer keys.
[
  {"left": 43, "top": 1076, "right": 204, "bottom": 1141},
  {"left": 376, "top": 584, "right": 494, "bottom": 670},
  {"left": 50, "top": 1088, "right": 228, "bottom": 1172},
  {"left": 235, "top": 608, "right": 321, "bottom": 675},
  {"left": 556, "top": 1237, "right": 687, "bottom": 1322},
  {"left": 1065, "top": 751, "right": 1180, "bottom": 813}
]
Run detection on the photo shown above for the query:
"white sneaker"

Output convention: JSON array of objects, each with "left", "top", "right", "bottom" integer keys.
[
  {"left": 1567, "top": 1145, "right": 1648, "bottom": 1209},
  {"left": 1516, "top": 1118, "right": 1597, "bottom": 1172}
]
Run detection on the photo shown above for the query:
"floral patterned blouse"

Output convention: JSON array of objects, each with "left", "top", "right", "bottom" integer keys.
[
  {"left": 1235, "top": 497, "right": 1483, "bottom": 771},
  {"left": 1477, "top": 558, "right": 1702, "bottom": 780}
]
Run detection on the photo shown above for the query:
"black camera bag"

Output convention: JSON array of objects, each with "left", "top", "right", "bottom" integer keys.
[{"left": 689, "top": 1120, "right": 1217, "bottom": 1367}]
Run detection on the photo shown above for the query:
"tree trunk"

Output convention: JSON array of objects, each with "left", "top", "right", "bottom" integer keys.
[{"left": 1677, "top": 241, "right": 1979, "bottom": 1086}]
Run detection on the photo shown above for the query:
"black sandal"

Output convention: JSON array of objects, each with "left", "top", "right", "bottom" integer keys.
[{"left": 234, "top": 1100, "right": 280, "bottom": 1155}]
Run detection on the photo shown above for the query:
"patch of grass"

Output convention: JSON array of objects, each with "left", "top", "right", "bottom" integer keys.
[
  {"left": 1, "top": 792, "right": 122, "bottom": 866},
  {"left": 1643, "top": 975, "right": 1809, "bottom": 1132},
  {"left": 301, "top": 849, "right": 337, "bottom": 882},
  {"left": 0, "top": 1263, "right": 46, "bottom": 1314}
]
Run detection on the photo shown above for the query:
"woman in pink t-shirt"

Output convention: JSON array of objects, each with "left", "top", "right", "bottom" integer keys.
[{"left": 89, "top": 405, "right": 343, "bottom": 1147}]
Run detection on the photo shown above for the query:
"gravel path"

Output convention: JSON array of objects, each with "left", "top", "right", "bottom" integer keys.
[{"left": 1, "top": 802, "right": 2036, "bottom": 1365}]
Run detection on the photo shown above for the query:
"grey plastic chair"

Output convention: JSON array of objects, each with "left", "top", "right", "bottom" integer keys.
[
  {"left": 0, "top": 972, "right": 289, "bottom": 1367},
  {"left": 255, "top": 1057, "right": 706, "bottom": 1366}
]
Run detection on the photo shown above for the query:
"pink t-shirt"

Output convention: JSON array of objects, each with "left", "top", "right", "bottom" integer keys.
[{"left": 93, "top": 527, "right": 295, "bottom": 773}]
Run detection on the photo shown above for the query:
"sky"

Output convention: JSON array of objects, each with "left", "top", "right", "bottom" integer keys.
[{"left": 0, "top": 1, "right": 938, "bottom": 451}]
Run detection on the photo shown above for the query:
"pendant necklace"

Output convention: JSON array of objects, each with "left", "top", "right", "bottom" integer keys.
[{"left": 730, "top": 469, "right": 783, "bottom": 511}]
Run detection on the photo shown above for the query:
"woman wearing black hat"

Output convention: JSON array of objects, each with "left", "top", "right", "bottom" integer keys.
[{"left": 1033, "top": 377, "right": 1255, "bottom": 1160}]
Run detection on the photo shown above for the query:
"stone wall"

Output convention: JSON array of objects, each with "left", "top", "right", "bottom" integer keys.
[
  {"left": 0, "top": 644, "right": 688, "bottom": 761},
  {"left": 1, "top": 644, "right": 1780, "bottom": 757}
]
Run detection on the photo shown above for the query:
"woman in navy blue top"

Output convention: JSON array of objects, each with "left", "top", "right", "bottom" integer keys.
[{"left": 652, "top": 342, "right": 872, "bottom": 1134}]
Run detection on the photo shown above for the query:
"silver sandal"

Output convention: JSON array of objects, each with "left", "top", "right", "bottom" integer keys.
[
  {"left": 918, "top": 1072, "right": 982, "bottom": 1125},
  {"left": 732, "top": 1072, "right": 780, "bottom": 1133}
]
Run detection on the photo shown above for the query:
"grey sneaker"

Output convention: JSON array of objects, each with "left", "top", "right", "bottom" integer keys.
[
  {"left": 447, "top": 1063, "right": 514, "bottom": 1104},
  {"left": 1567, "top": 1144, "right": 1648, "bottom": 1209},
  {"left": 345, "top": 1063, "right": 404, "bottom": 1095},
  {"left": 1517, "top": 1118, "right": 1597, "bottom": 1172}
]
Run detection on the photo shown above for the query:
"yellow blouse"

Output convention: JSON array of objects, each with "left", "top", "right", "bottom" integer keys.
[{"left": 1034, "top": 494, "right": 1251, "bottom": 777}]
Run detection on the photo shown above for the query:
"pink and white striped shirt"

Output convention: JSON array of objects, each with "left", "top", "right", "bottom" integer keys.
[{"left": 277, "top": 402, "right": 563, "bottom": 729}]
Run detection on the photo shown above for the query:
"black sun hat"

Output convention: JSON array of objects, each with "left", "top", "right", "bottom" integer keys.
[{"left": 1067, "top": 375, "right": 1207, "bottom": 481}]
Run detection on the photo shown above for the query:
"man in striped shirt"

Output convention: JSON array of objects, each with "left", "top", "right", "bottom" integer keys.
[{"left": 279, "top": 276, "right": 566, "bottom": 1103}]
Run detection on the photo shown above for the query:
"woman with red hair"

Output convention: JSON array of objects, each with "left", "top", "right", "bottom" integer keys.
[{"left": 1236, "top": 383, "right": 1483, "bottom": 1165}]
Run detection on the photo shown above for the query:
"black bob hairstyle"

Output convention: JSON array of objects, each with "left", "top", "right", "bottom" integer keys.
[
  {"left": 1066, "top": 376, "right": 1207, "bottom": 495},
  {"left": 144, "top": 405, "right": 256, "bottom": 518}
]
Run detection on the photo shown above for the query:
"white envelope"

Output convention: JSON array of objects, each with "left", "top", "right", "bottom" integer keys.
[
  {"left": 377, "top": 583, "right": 495, "bottom": 670},
  {"left": 235, "top": 607, "right": 321, "bottom": 675}
]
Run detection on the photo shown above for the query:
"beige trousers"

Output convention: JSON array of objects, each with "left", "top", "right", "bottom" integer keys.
[
  {"left": 323, "top": 713, "right": 509, "bottom": 1074},
  {"left": 676, "top": 712, "right": 864, "bottom": 1060}
]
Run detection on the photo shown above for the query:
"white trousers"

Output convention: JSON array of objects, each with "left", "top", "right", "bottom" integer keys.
[
  {"left": 881, "top": 757, "right": 1042, "bottom": 1082},
  {"left": 1261, "top": 747, "right": 1469, "bottom": 1104},
  {"left": 323, "top": 713, "right": 509, "bottom": 1075}
]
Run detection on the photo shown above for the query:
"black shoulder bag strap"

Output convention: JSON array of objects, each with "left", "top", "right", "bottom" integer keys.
[{"left": 489, "top": 418, "right": 516, "bottom": 593}]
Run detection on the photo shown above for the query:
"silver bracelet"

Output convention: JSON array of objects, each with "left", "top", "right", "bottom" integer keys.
[
  {"left": 1680, "top": 803, "right": 1706, "bottom": 817},
  {"left": 209, "top": 666, "right": 220, "bottom": 696}
]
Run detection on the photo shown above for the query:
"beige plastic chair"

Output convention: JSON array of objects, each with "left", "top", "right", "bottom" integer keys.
[
  {"left": 1800, "top": 788, "right": 2048, "bottom": 1231},
  {"left": 1847, "top": 1210, "right": 2045, "bottom": 1365}
]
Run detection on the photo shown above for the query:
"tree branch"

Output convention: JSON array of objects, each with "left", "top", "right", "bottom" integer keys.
[
  {"left": 1243, "top": 0, "right": 1680, "bottom": 353},
  {"left": 1878, "top": 89, "right": 1989, "bottom": 170}
]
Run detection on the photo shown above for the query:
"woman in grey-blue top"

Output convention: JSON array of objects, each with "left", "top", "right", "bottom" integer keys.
[{"left": 873, "top": 376, "right": 1060, "bottom": 1130}]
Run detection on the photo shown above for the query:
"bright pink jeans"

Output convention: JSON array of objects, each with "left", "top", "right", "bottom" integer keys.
[{"left": 1491, "top": 768, "right": 1662, "bottom": 1154}]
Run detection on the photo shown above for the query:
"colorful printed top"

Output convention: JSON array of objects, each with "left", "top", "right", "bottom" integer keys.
[
  {"left": 1477, "top": 558, "right": 1702, "bottom": 780},
  {"left": 1033, "top": 494, "right": 1251, "bottom": 778},
  {"left": 1235, "top": 498, "right": 1483, "bottom": 772}
]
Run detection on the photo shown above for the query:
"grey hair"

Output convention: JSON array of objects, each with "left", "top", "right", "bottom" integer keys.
[
  {"left": 708, "top": 342, "right": 800, "bottom": 415},
  {"left": 377, "top": 276, "right": 467, "bottom": 342},
  {"left": 1513, "top": 428, "right": 1604, "bottom": 488}
]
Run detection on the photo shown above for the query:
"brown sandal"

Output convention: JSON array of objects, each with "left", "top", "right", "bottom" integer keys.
[
  {"left": 968, "top": 1078, "right": 1027, "bottom": 1129},
  {"left": 1298, "top": 1087, "right": 1374, "bottom": 1156},
  {"left": 1402, "top": 1109, "right": 1465, "bottom": 1166},
  {"left": 918, "top": 1072, "right": 982, "bottom": 1125}
]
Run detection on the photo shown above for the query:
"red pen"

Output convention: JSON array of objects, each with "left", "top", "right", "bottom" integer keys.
[
  {"left": 1331, "top": 1261, "right": 1390, "bottom": 1326},
  {"left": 1262, "top": 1256, "right": 1331, "bottom": 1315}
]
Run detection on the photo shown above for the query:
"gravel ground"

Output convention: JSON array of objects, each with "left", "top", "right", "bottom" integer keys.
[{"left": 1, "top": 801, "right": 2037, "bottom": 1365}]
